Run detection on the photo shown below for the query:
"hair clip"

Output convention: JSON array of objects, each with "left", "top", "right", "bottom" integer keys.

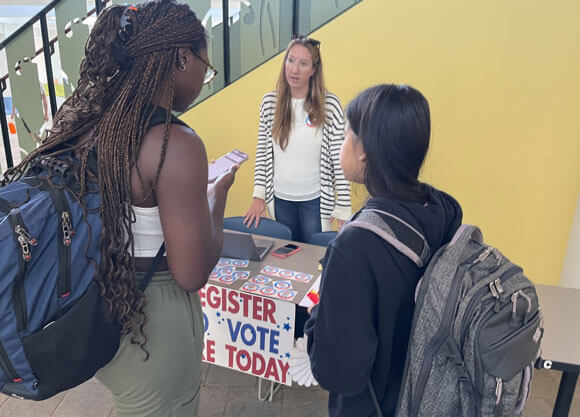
[
  {"left": 291, "top": 33, "right": 321, "bottom": 48},
  {"left": 118, "top": 5, "right": 138, "bottom": 44}
]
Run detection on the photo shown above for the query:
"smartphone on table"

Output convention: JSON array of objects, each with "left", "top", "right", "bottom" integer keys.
[
  {"left": 208, "top": 149, "right": 248, "bottom": 182},
  {"left": 271, "top": 243, "right": 301, "bottom": 258}
]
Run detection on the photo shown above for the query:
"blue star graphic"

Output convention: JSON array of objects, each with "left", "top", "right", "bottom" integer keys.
[
  {"left": 285, "top": 352, "right": 291, "bottom": 358},
  {"left": 216, "top": 312, "right": 221, "bottom": 317},
  {"left": 283, "top": 323, "right": 292, "bottom": 331}
]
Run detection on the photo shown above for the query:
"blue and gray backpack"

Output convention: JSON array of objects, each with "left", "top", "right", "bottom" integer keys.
[
  {"left": 0, "top": 156, "right": 117, "bottom": 400},
  {"left": 0, "top": 109, "right": 173, "bottom": 401},
  {"left": 342, "top": 208, "right": 544, "bottom": 417}
]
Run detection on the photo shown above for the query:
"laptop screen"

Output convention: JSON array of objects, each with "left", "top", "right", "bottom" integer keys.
[{"left": 221, "top": 231, "right": 274, "bottom": 261}]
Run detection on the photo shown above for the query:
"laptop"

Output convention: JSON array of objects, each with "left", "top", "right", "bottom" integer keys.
[{"left": 221, "top": 230, "right": 275, "bottom": 261}]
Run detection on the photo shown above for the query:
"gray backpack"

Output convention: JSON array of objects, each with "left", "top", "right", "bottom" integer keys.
[{"left": 342, "top": 209, "right": 543, "bottom": 417}]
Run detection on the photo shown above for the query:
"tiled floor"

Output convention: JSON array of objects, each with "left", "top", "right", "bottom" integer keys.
[{"left": 0, "top": 364, "right": 577, "bottom": 416}]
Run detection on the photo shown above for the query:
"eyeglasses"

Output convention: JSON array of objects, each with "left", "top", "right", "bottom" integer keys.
[
  {"left": 291, "top": 34, "right": 321, "bottom": 48},
  {"left": 191, "top": 50, "right": 218, "bottom": 84}
]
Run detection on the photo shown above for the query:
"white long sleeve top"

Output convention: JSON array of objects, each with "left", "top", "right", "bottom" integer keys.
[{"left": 252, "top": 91, "right": 351, "bottom": 231}]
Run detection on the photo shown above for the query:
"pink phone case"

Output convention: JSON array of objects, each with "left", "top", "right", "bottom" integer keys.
[{"left": 271, "top": 244, "right": 301, "bottom": 259}]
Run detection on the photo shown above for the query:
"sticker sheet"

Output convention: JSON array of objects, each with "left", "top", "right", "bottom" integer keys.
[{"left": 209, "top": 258, "right": 317, "bottom": 304}]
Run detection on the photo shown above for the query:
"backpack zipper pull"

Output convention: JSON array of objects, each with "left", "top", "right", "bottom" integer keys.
[
  {"left": 61, "top": 212, "right": 73, "bottom": 246},
  {"left": 15, "top": 224, "right": 37, "bottom": 245},
  {"left": 473, "top": 246, "right": 493, "bottom": 265},
  {"left": 15, "top": 225, "right": 38, "bottom": 262},
  {"left": 510, "top": 292, "right": 520, "bottom": 327},
  {"left": 494, "top": 279, "right": 504, "bottom": 295},
  {"left": 493, "top": 377, "right": 504, "bottom": 416},
  {"left": 518, "top": 290, "right": 532, "bottom": 324},
  {"left": 494, "top": 278, "right": 504, "bottom": 313},
  {"left": 489, "top": 281, "right": 499, "bottom": 298},
  {"left": 489, "top": 281, "right": 502, "bottom": 312}
]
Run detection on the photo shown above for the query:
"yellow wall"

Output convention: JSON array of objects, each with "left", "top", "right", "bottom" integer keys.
[{"left": 181, "top": 0, "right": 580, "bottom": 285}]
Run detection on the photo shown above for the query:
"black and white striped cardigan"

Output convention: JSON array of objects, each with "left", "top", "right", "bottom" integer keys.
[{"left": 252, "top": 91, "right": 351, "bottom": 231}]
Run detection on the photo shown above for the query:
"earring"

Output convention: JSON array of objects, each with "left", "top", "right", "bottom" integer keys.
[{"left": 176, "top": 53, "right": 187, "bottom": 72}]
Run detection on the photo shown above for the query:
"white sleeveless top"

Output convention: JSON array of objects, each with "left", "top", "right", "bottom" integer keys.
[{"left": 131, "top": 205, "right": 164, "bottom": 257}]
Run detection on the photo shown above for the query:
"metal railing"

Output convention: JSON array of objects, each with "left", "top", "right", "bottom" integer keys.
[
  {"left": 0, "top": 0, "right": 108, "bottom": 168},
  {"left": 0, "top": 0, "right": 361, "bottom": 169}
]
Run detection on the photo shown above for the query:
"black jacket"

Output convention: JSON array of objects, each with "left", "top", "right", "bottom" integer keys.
[{"left": 305, "top": 186, "right": 462, "bottom": 417}]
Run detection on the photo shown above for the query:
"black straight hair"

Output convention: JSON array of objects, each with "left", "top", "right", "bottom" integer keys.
[{"left": 346, "top": 84, "right": 431, "bottom": 203}]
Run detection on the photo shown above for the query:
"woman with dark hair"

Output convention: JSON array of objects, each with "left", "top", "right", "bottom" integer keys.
[
  {"left": 2, "top": 1, "right": 235, "bottom": 415},
  {"left": 305, "top": 84, "right": 463, "bottom": 417},
  {"left": 243, "top": 35, "right": 351, "bottom": 243}
]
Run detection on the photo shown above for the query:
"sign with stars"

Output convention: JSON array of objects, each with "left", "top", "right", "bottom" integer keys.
[{"left": 199, "top": 284, "right": 295, "bottom": 385}]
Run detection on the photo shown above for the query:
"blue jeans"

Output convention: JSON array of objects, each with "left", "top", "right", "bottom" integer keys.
[{"left": 274, "top": 197, "right": 321, "bottom": 243}]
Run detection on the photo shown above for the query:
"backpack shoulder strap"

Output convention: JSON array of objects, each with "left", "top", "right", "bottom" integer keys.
[
  {"left": 138, "top": 243, "right": 166, "bottom": 292},
  {"left": 341, "top": 208, "right": 431, "bottom": 268}
]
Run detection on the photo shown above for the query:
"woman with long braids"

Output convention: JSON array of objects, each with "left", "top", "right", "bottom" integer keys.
[{"left": 2, "top": 1, "right": 236, "bottom": 415}]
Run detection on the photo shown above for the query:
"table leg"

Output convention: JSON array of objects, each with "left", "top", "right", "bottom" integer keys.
[
  {"left": 257, "top": 377, "right": 282, "bottom": 402},
  {"left": 552, "top": 372, "right": 579, "bottom": 417}
]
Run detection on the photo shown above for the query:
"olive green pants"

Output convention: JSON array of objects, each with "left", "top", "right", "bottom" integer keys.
[{"left": 96, "top": 271, "right": 204, "bottom": 417}]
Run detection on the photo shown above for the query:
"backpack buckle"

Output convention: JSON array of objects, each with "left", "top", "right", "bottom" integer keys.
[
  {"left": 36, "top": 156, "right": 70, "bottom": 177},
  {"left": 473, "top": 246, "right": 502, "bottom": 266}
]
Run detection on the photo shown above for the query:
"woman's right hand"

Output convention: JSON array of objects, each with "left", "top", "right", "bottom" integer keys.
[
  {"left": 243, "top": 197, "right": 267, "bottom": 228},
  {"left": 208, "top": 165, "right": 238, "bottom": 194},
  {"left": 207, "top": 165, "right": 238, "bottom": 213}
]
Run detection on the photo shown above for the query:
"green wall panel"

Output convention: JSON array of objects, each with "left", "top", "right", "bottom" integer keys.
[
  {"left": 55, "top": 0, "right": 89, "bottom": 97},
  {"left": 5, "top": 26, "right": 45, "bottom": 154},
  {"left": 298, "top": 0, "right": 359, "bottom": 35},
  {"left": 230, "top": 0, "right": 292, "bottom": 82}
]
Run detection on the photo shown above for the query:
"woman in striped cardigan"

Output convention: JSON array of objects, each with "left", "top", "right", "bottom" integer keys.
[{"left": 243, "top": 35, "right": 351, "bottom": 243}]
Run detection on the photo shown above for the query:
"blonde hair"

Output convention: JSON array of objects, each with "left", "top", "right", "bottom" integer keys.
[{"left": 272, "top": 38, "right": 326, "bottom": 150}]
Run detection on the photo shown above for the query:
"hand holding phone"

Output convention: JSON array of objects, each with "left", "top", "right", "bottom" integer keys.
[
  {"left": 271, "top": 243, "right": 301, "bottom": 258},
  {"left": 208, "top": 149, "right": 248, "bottom": 182}
]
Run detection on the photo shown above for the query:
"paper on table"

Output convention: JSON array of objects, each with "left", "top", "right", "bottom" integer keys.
[{"left": 298, "top": 275, "right": 321, "bottom": 308}]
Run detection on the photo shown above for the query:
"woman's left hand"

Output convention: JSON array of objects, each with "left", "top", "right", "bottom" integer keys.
[{"left": 331, "top": 217, "right": 345, "bottom": 231}]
